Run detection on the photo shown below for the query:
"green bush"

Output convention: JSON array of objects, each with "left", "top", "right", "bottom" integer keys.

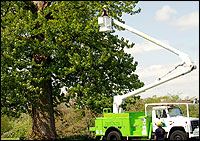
[{"left": 1, "top": 115, "right": 12, "bottom": 135}]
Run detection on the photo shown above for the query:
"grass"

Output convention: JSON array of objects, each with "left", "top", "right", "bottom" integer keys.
[
  {"left": 1, "top": 114, "right": 32, "bottom": 139},
  {"left": 59, "top": 135, "right": 95, "bottom": 140},
  {"left": 1, "top": 136, "right": 95, "bottom": 140},
  {"left": 1, "top": 138, "right": 19, "bottom": 140}
]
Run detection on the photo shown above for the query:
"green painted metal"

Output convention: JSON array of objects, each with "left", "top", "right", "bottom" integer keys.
[
  {"left": 89, "top": 109, "right": 152, "bottom": 139},
  {"left": 148, "top": 120, "right": 153, "bottom": 139}
]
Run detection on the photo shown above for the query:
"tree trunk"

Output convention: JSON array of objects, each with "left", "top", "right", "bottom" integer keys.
[
  {"left": 22, "top": 1, "right": 56, "bottom": 140},
  {"left": 27, "top": 79, "right": 57, "bottom": 140}
]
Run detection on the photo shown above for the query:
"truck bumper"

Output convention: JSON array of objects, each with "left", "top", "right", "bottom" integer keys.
[{"left": 190, "top": 127, "right": 199, "bottom": 138}]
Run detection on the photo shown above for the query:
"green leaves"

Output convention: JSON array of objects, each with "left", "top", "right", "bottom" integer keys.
[{"left": 1, "top": 1, "right": 143, "bottom": 116}]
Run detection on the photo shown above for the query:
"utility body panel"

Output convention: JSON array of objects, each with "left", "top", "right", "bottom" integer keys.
[{"left": 90, "top": 111, "right": 151, "bottom": 138}]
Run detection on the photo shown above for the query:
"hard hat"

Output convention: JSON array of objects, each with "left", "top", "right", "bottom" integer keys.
[
  {"left": 103, "top": 5, "right": 107, "bottom": 8},
  {"left": 156, "top": 121, "right": 162, "bottom": 127}
]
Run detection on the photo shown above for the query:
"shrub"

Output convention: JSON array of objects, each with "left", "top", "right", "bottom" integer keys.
[{"left": 1, "top": 115, "right": 12, "bottom": 135}]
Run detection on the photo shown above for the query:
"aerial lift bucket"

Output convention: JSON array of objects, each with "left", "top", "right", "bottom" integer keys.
[{"left": 98, "top": 16, "right": 112, "bottom": 32}]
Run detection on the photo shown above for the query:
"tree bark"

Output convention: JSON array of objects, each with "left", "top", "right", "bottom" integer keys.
[
  {"left": 27, "top": 79, "right": 57, "bottom": 140},
  {"left": 19, "top": 1, "right": 56, "bottom": 140},
  {"left": 24, "top": 1, "right": 57, "bottom": 140}
]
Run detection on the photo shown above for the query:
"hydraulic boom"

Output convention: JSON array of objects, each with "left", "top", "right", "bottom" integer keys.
[{"left": 98, "top": 16, "right": 196, "bottom": 113}]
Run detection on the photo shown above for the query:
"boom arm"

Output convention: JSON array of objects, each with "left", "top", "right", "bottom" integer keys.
[{"left": 98, "top": 16, "right": 196, "bottom": 113}]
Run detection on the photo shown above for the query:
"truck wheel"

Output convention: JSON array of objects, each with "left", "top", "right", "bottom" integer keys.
[
  {"left": 170, "top": 130, "right": 187, "bottom": 140},
  {"left": 106, "top": 131, "right": 122, "bottom": 140}
]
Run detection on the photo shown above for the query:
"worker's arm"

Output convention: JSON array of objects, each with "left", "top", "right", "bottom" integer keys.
[
  {"left": 154, "top": 128, "right": 158, "bottom": 140},
  {"left": 154, "top": 135, "right": 157, "bottom": 140}
]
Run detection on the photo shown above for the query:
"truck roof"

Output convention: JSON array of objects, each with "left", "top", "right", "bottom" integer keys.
[
  {"left": 159, "top": 100, "right": 193, "bottom": 103},
  {"left": 145, "top": 99, "right": 199, "bottom": 106},
  {"left": 145, "top": 102, "right": 198, "bottom": 107}
]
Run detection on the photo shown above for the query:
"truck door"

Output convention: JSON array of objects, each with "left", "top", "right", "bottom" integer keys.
[{"left": 152, "top": 109, "right": 169, "bottom": 132}]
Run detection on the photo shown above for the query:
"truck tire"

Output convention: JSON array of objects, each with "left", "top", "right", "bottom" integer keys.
[
  {"left": 170, "top": 130, "right": 187, "bottom": 140},
  {"left": 106, "top": 131, "right": 122, "bottom": 140}
]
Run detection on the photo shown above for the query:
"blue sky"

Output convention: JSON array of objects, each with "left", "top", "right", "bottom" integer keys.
[{"left": 114, "top": 1, "right": 199, "bottom": 99}]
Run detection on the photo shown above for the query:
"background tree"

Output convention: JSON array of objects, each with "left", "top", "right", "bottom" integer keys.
[{"left": 1, "top": 1, "right": 143, "bottom": 139}]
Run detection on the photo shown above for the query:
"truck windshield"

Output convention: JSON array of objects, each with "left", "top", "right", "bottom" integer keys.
[{"left": 169, "top": 107, "right": 183, "bottom": 117}]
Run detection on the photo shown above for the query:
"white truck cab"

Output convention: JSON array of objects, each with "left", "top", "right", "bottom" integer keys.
[{"left": 146, "top": 102, "right": 199, "bottom": 140}]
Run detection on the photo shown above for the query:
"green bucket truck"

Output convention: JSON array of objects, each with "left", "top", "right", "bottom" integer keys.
[
  {"left": 89, "top": 102, "right": 199, "bottom": 140},
  {"left": 89, "top": 16, "right": 199, "bottom": 140}
]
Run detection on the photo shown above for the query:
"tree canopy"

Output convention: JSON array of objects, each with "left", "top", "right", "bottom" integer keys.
[{"left": 1, "top": 1, "right": 143, "bottom": 117}]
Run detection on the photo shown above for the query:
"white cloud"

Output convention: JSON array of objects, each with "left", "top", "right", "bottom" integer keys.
[
  {"left": 135, "top": 64, "right": 173, "bottom": 83},
  {"left": 155, "top": 5, "right": 177, "bottom": 21},
  {"left": 124, "top": 38, "right": 170, "bottom": 55},
  {"left": 155, "top": 5, "right": 199, "bottom": 31},
  {"left": 170, "top": 11, "right": 199, "bottom": 31},
  {"left": 136, "top": 60, "right": 199, "bottom": 84}
]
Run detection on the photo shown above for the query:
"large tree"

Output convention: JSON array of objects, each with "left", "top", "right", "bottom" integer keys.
[{"left": 1, "top": 1, "right": 143, "bottom": 140}]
